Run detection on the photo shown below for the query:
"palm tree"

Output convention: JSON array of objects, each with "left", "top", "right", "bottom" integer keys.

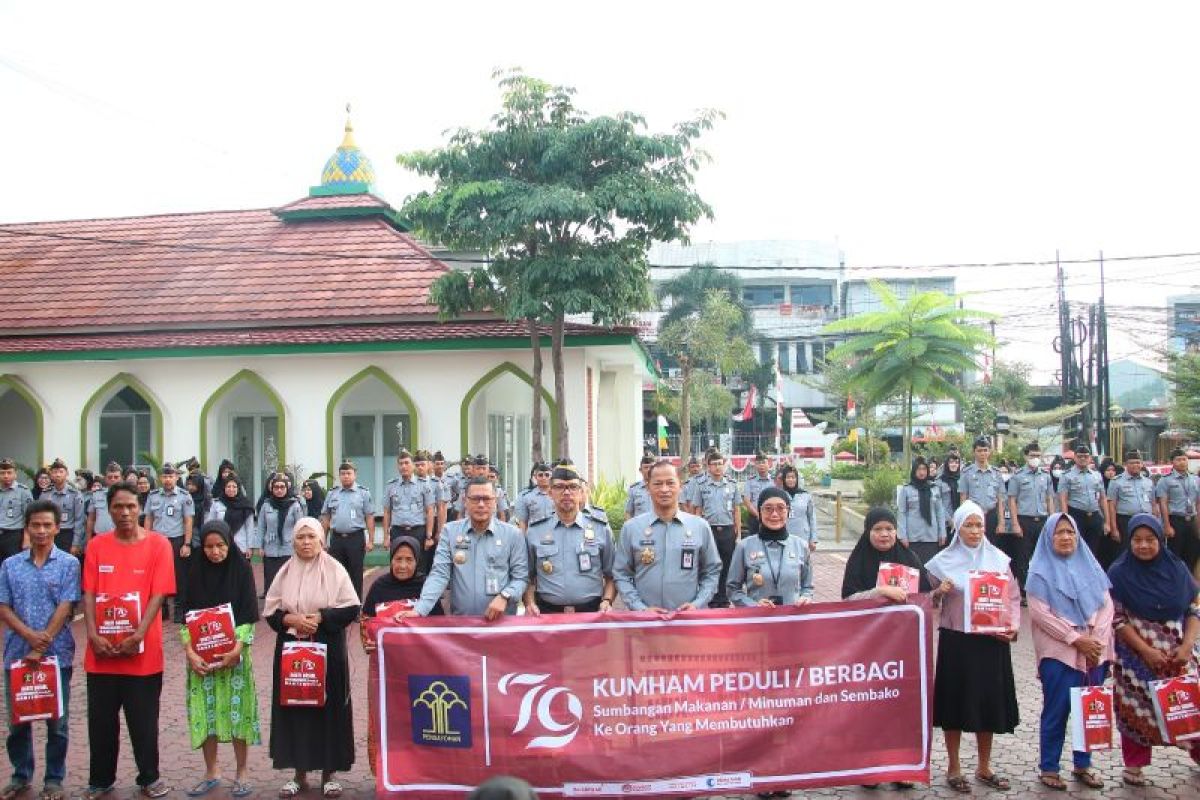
[
  {"left": 823, "top": 281, "right": 994, "bottom": 465},
  {"left": 657, "top": 265, "right": 752, "bottom": 334}
]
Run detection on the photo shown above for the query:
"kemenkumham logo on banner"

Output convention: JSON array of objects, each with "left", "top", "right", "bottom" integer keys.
[{"left": 498, "top": 672, "right": 583, "bottom": 749}]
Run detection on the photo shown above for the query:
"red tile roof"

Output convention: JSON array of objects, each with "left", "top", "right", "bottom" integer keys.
[
  {"left": 0, "top": 320, "right": 639, "bottom": 356},
  {"left": 0, "top": 195, "right": 447, "bottom": 332}
]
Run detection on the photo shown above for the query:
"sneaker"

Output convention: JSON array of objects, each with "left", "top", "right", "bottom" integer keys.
[{"left": 140, "top": 781, "right": 169, "bottom": 799}]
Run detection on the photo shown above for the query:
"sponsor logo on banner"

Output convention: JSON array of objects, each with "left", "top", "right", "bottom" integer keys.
[
  {"left": 498, "top": 672, "right": 583, "bottom": 749},
  {"left": 408, "top": 675, "right": 472, "bottom": 749},
  {"left": 564, "top": 773, "right": 752, "bottom": 796}
]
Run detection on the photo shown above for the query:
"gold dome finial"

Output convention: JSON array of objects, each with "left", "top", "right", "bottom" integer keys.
[{"left": 341, "top": 103, "right": 356, "bottom": 148}]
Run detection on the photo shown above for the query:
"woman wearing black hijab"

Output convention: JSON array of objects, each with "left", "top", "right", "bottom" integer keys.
[
  {"left": 841, "top": 507, "right": 942, "bottom": 602},
  {"left": 181, "top": 519, "right": 262, "bottom": 797},
  {"left": 302, "top": 480, "right": 326, "bottom": 519},
  {"left": 726, "top": 487, "right": 813, "bottom": 613},
  {"left": 361, "top": 536, "right": 443, "bottom": 620},
  {"left": 938, "top": 453, "right": 962, "bottom": 524}
]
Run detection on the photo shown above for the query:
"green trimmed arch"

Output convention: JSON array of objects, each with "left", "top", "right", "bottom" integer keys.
[
  {"left": 199, "top": 369, "right": 288, "bottom": 471},
  {"left": 0, "top": 375, "right": 45, "bottom": 474},
  {"left": 79, "top": 373, "right": 164, "bottom": 470},
  {"left": 325, "top": 366, "right": 420, "bottom": 479},
  {"left": 459, "top": 361, "right": 558, "bottom": 457}
]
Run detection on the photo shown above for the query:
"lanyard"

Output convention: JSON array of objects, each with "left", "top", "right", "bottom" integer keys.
[{"left": 764, "top": 540, "right": 784, "bottom": 590}]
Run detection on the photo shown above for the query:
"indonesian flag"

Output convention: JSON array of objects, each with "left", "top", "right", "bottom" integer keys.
[
  {"left": 733, "top": 386, "right": 755, "bottom": 422},
  {"left": 775, "top": 361, "right": 784, "bottom": 452}
]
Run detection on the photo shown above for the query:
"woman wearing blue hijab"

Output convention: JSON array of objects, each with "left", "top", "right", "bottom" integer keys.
[
  {"left": 1026, "top": 513, "right": 1113, "bottom": 790},
  {"left": 1107, "top": 513, "right": 1200, "bottom": 786}
]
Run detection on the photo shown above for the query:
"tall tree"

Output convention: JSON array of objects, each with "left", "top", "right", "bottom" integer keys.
[
  {"left": 961, "top": 360, "right": 1034, "bottom": 436},
  {"left": 658, "top": 289, "right": 756, "bottom": 457},
  {"left": 823, "top": 281, "right": 994, "bottom": 465},
  {"left": 399, "top": 70, "right": 718, "bottom": 459},
  {"left": 1166, "top": 351, "right": 1200, "bottom": 434},
  {"left": 657, "top": 265, "right": 752, "bottom": 335}
]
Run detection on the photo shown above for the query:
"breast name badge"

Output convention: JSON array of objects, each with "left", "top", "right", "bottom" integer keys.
[
  {"left": 165, "top": 505, "right": 174, "bottom": 517},
  {"left": 680, "top": 547, "right": 696, "bottom": 570},
  {"left": 486, "top": 576, "right": 500, "bottom": 595},
  {"left": 577, "top": 549, "right": 592, "bottom": 572}
]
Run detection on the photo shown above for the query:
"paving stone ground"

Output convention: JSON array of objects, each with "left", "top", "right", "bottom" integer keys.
[{"left": 30, "top": 540, "right": 1199, "bottom": 799}]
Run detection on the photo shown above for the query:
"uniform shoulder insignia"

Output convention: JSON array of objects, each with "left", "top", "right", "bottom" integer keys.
[
  {"left": 529, "top": 513, "right": 553, "bottom": 528},
  {"left": 584, "top": 506, "right": 609, "bottom": 523}
]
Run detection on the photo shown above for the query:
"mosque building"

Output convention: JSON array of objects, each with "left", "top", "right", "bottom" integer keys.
[{"left": 0, "top": 116, "right": 650, "bottom": 500}]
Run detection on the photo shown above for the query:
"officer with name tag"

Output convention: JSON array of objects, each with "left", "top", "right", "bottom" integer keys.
[
  {"left": 432, "top": 451, "right": 457, "bottom": 523},
  {"left": 1005, "top": 441, "right": 1057, "bottom": 596},
  {"left": 1156, "top": 447, "right": 1200, "bottom": 570},
  {"left": 144, "top": 463, "right": 195, "bottom": 622},
  {"left": 1107, "top": 449, "right": 1154, "bottom": 546},
  {"left": 514, "top": 463, "right": 554, "bottom": 532},
  {"left": 897, "top": 456, "right": 946, "bottom": 565},
  {"left": 727, "top": 487, "right": 812, "bottom": 607},
  {"left": 683, "top": 449, "right": 740, "bottom": 607},
  {"left": 1057, "top": 445, "right": 1110, "bottom": 567},
  {"left": 383, "top": 450, "right": 434, "bottom": 556},
  {"left": 41, "top": 458, "right": 85, "bottom": 555},
  {"left": 523, "top": 465, "right": 615, "bottom": 614},
  {"left": 404, "top": 476, "right": 528, "bottom": 619},
  {"left": 320, "top": 460, "right": 374, "bottom": 602},
  {"left": 959, "top": 437, "right": 1007, "bottom": 541},
  {"left": 84, "top": 461, "right": 124, "bottom": 552},
  {"left": 0, "top": 458, "right": 33, "bottom": 560},
  {"left": 624, "top": 456, "right": 656, "bottom": 521},
  {"left": 741, "top": 452, "right": 776, "bottom": 537},
  {"left": 415, "top": 449, "right": 448, "bottom": 540},
  {"left": 614, "top": 460, "right": 721, "bottom": 612},
  {"left": 487, "top": 465, "right": 511, "bottom": 523}
]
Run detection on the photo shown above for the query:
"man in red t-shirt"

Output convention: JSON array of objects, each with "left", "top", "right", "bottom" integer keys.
[{"left": 81, "top": 482, "right": 174, "bottom": 799}]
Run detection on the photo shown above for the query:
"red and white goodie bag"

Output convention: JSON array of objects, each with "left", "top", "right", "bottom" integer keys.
[
  {"left": 95, "top": 592, "right": 143, "bottom": 654},
  {"left": 373, "top": 599, "right": 416, "bottom": 620},
  {"left": 964, "top": 570, "right": 1011, "bottom": 634},
  {"left": 8, "top": 657, "right": 64, "bottom": 725},
  {"left": 279, "top": 641, "right": 327, "bottom": 707},
  {"left": 1149, "top": 675, "right": 1200, "bottom": 744},
  {"left": 1070, "top": 685, "right": 1114, "bottom": 751},
  {"left": 876, "top": 562, "right": 920, "bottom": 594},
  {"left": 184, "top": 602, "right": 238, "bottom": 666}
]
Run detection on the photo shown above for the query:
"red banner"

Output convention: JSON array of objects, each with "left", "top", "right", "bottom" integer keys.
[{"left": 368, "top": 599, "right": 933, "bottom": 797}]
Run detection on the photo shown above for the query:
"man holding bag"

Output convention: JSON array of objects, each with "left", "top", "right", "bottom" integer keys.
[{"left": 0, "top": 499, "right": 79, "bottom": 800}]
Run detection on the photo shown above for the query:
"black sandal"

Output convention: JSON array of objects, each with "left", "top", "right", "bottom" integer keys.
[
  {"left": 1039, "top": 773, "right": 1067, "bottom": 791},
  {"left": 946, "top": 774, "right": 971, "bottom": 794},
  {"left": 975, "top": 771, "right": 1010, "bottom": 791},
  {"left": 1072, "top": 768, "right": 1103, "bottom": 789}
]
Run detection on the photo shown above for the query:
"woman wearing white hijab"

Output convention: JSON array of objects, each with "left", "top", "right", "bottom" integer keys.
[{"left": 926, "top": 501, "right": 1022, "bottom": 793}]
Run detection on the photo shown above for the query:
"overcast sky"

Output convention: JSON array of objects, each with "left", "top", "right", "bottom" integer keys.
[{"left": 2, "top": 1, "right": 1197, "bottom": 378}]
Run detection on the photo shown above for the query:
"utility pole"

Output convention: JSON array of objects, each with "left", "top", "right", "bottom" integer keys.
[
  {"left": 1098, "top": 251, "right": 1111, "bottom": 456},
  {"left": 1056, "top": 252, "right": 1070, "bottom": 405}
]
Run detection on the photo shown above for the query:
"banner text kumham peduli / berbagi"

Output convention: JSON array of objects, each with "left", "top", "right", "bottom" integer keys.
[{"left": 591, "top": 660, "right": 906, "bottom": 698}]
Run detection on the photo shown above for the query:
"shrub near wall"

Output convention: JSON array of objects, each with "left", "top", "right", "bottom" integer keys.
[{"left": 863, "top": 465, "right": 906, "bottom": 509}]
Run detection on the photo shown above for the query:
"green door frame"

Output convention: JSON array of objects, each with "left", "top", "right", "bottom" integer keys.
[
  {"left": 198, "top": 369, "right": 288, "bottom": 472},
  {"left": 325, "top": 366, "right": 420, "bottom": 480},
  {"left": 0, "top": 375, "right": 45, "bottom": 477},
  {"left": 79, "top": 373, "right": 164, "bottom": 471},
  {"left": 459, "top": 361, "right": 559, "bottom": 458}
]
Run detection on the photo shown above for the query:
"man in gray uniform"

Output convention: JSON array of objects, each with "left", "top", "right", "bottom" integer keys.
[
  {"left": 683, "top": 450, "right": 740, "bottom": 607},
  {"left": 514, "top": 463, "right": 554, "bottom": 532},
  {"left": 740, "top": 452, "right": 775, "bottom": 537},
  {"left": 1006, "top": 441, "right": 1057, "bottom": 596},
  {"left": 144, "top": 463, "right": 195, "bottom": 622},
  {"left": 321, "top": 460, "right": 375, "bottom": 602},
  {"left": 41, "top": 458, "right": 85, "bottom": 555},
  {"left": 1057, "top": 445, "right": 1109, "bottom": 567},
  {"left": 383, "top": 450, "right": 434, "bottom": 553},
  {"left": 0, "top": 458, "right": 33, "bottom": 560},
  {"left": 1107, "top": 449, "right": 1154, "bottom": 546},
  {"left": 681, "top": 456, "right": 703, "bottom": 497},
  {"left": 433, "top": 452, "right": 460, "bottom": 523},
  {"left": 624, "top": 456, "right": 655, "bottom": 521},
  {"left": 84, "top": 461, "right": 124, "bottom": 553},
  {"left": 406, "top": 477, "right": 528, "bottom": 619},
  {"left": 615, "top": 460, "right": 721, "bottom": 612},
  {"left": 959, "top": 437, "right": 1007, "bottom": 542},
  {"left": 523, "top": 464, "right": 615, "bottom": 614},
  {"left": 1155, "top": 446, "right": 1200, "bottom": 569}
]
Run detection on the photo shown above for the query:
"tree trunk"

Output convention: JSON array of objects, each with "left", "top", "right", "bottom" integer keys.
[
  {"left": 528, "top": 317, "right": 544, "bottom": 464},
  {"left": 551, "top": 312, "right": 570, "bottom": 460},
  {"left": 903, "top": 386, "right": 914, "bottom": 468},
  {"left": 679, "top": 360, "right": 693, "bottom": 459}
]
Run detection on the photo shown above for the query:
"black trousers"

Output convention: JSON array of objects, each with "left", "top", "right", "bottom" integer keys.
[
  {"left": 1068, "top": 507, "right": 1111, "bottom": 568},
  {"left": 535, "top": 595, "right": 602, "bottom": 614},
  {"left": 982, "top": 507, "right": 1000, "bottom": 544},
  {"left": 87, "top": 672, "right": 162, "bottom": 789},
  {"left": 1116, "top": 513, "right": 1134, "bottom": 546},
  {"left": 329, "top": 530, "right": 366, "bottom": 601},
  {"left": 1168, "top": 514, "right": 1199, "bottom": 570},
  {"left": 54, "top": 528, "right": 75, "bottom": 553},
  {"left": 0, "top": 529, "right": 22, "bottom": 561},
  {"left": 1006, "top": 515, "right": 1045, "bottom": 593},
  {"left": 746, "top": 516, "right": 761, "bottom": 537},
  {"left": 168, "top": 536, "right": 188, "bottom": 619},
  {"left": 711, "top": 525, "right": 736, "bottom": 608},
  {"left": 263, "top": 555, "right": 289, "bottom": 598}
]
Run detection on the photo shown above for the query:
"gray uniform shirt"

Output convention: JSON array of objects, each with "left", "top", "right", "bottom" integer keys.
[
  {"left": 960, "top": 464, "right": 1004, "bottom": 512},
  {"left": 385, "top": 477, "right": 431, "bottom": 527},
  {"left": 525, "top": 510, "right": 614, "bottom": 605},
  {"left": 624, "top": 481, "right": 652, "bottom": 517},
  {"left": 88, "top": 488, "right": 114, "bottom": 535},
  {"left": 1059, "top": 467, "right": 1105, "bottom": 514},
  {"left": 144, "top": 486, "right": 195, "bottom": 539},
  {"left": 687, "top": 475, "right": 740, "bottom": 527},
  {"left": 205, "top": 500, "right": 255, "bottom": 552},
  {"left": 416, "top": 518, "right": 528, "bottom": 616},
  {"left": 42, "top": 484, "right": 86, "bottom": 545},
  {"left": 1107, "top": 472, "right": 1155, "bottom": 516},
  {"left": 786, "top": 491, "right": 818, "bottom": 542},
  {"left": 726, "top": 534, "right": 808, "bottom": 606},
  {"left": 741, "top": 475, "right": 775, "bottom": 510},
  {"left": 1007, "top": 467, "right": 1055, "bottom": 516},
  {"left": 896, "top": 484, "right": 945, "bottom": 543},
  {"left": 1155, "top": 470, "right": 1200, "bottom": 516},
  {"left": 252, "top": 498, "right": 304, "bottom": 557},
  {"left": 322, "top": 484, "right": 373, "bottom": 533},
  {"left": 0, "top": 483, "right": 32, "bottom": 532},
  {"left": 514, "top": 488, "right": 554, "bottom": 525},
  {"left": 444, "top": 473, "right": 464, "bottom": 514},
  {"left": 614, "top": 511, "right": 722, "bottom": 611}
]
